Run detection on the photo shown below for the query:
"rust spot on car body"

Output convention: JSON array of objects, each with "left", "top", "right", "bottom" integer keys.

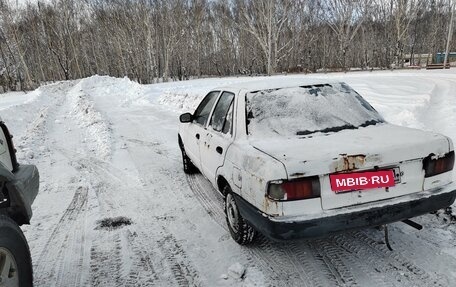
[
  {"left": 333, "top": 154, "right": 366, "bottom": 172},
  {"left": 290, "top": 172, "right": 306, "bottom": 177},
  {"left": 263, "top": 196, "right": 280, "bottom": 216}
]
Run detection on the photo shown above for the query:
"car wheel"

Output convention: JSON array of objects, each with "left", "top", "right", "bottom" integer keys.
[
  {"left": 224, "top": 189, "right": 256, "bottom": 245},
  {"left": 179, "top": 141, "right": 197, "bottom": 174},
  {"left": 0, "top": 215, "right": 33, "bottom": 287}
]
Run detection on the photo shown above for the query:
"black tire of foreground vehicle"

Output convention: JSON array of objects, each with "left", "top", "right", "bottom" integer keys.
[
  {"left": 224, "top": 186, "right": 256, "bottom": 245},
  {"left": 179, "top": 140, "right": 198, "bottom": 174},
  {"left": 0, "top": 215, "right": 33, "bottom": 287}
]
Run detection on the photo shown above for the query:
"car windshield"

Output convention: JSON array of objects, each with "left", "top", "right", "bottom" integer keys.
[{"left": 246, "top": 82, "right": 384, "bottom": 137}]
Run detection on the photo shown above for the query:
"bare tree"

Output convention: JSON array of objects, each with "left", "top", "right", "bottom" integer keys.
[
  {"left": 390, "top": 0, "right": 425, "bottom": 67},
  {"left": 237, "top": 0, "right": 293, "bottom": 75},
  {"left": 0, "top": 0, "right": 453, "bottom": 90},
  {"left": 321, "top": 0, "right": 372, "bottom": 70}
]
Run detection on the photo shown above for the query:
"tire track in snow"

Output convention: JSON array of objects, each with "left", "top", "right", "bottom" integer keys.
[
  {"left": 186, "top": 173, "right": 359, "bottom": 287},
  {"left": 287, "top": 241, "right": 340, "bottom": 287},
  {"left": 90, "top": 233, "right": 124, "bottom": 286},
  {"left": 185, "top": 171, "right": 451, "bottom": 286},
  {"left": 59, "top": 147, "right": 202, "bottom": 286},
  {"left": 124, "top": 230, "right": 158, "bottom": 287},
  {"left": 25, "top": 81, "right": 94, "bottom": 287},
  {"left": 65, "top": 153, "right": 161, "bottom": 286},
  {"left": 327, "top": 234, "right": 394, "bottom": 287},
  {"left": 308, "top": 239, "right": 358, "bottom": 287},
  {"left": 54, "top": 197, "right": 88, "bottom": 287},
  {"left": 186, "top": 173, "right": 294, "bottom": 285},
  {"left": 34, "top": 186, "right": 88, "bottom": 286},
  {"left": 346, "top": 230, "right": 448, "bottom": 287},
  {"left": 186, "top": 173, "right": 226, "bottom": 230},
  {"left": 16, "top": 81, "right": 74, "bottom": 155},
  {"left": 157, "top": 234, "right": 202, "bottom": 287}
]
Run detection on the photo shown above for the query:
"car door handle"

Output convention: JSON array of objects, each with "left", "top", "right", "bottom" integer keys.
[
  {"left": 216, "top": 146, "right": 223, "bottom": 154},
  {"left": 195, "top": 133, "right": 200, "bottom": 139}
]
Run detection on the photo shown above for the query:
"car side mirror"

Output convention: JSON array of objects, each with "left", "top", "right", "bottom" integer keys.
[{"left": 179, "top": 113, "right": 193, "bottom": 123}]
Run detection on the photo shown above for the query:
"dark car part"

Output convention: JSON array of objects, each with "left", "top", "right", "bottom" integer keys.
[
  {"left": 423, "top": 151, "right": 454, "bottom": 178},
  {"left": 178, "top": 135, "right": 198, "bottom": 174},
  {"left": 0, "top": 121, "right": 39, "bottom": 287},
  {"left": 234, "top": 186, "right": 456, "bottom": 241},
  {"left": 224, "top": 186, "right": 256, "bottom": 245},
  {"left": 4, "top": 165, "right": 40, "bottom": 225},
  {"left": 0, "top": 215, "right": 33, "bottom": 287},
  {"left": 267, "top": 176, "right": 320, "bottom": 201}
]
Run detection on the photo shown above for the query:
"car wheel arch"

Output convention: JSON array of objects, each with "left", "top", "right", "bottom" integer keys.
[
  {"left": 217, "top": 175, "right": 230, "bottom": 196},
  {"left": 178, "top": 134, "right": 183, "bottom": 147}
]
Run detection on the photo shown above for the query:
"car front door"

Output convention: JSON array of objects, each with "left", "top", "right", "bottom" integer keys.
[
  {"left": 183, "top": 91, "right": 220, "bottom": 169},
  {"left": 200, "top": 91, "right": 235, "bottom": 185}
]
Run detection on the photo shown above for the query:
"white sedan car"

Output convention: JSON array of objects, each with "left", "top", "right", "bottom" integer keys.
[{"left": 178, "top": 79, "right": 456, "bottom": 245}]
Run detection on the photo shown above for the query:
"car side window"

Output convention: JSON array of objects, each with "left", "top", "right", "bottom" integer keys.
[
  {"left": 210, "top": 92, "right": 235, "bottom": 134},
  {"left": 222, "top": 102, "right": 234, "bottom": 134},
  {"left": 193, "top": 91, "right": 220, "bottom": 126}
]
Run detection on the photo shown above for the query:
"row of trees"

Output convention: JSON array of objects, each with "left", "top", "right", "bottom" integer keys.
[{"left": 0, "top": 0, "right": 454, "bottom": 90}]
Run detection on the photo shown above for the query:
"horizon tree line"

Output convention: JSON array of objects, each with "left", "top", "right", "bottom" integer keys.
[{"left": 0, "top": 0, "right": 454, "bottom": 91}]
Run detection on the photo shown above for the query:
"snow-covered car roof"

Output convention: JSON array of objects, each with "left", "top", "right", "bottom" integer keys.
[{"left": 215, "top": 78, "right": 339, "bottom": 93}]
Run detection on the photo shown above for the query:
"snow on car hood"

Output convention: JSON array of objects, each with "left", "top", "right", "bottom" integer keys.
[{"left": 250, "top": 123, "right": 451, "bottom": 178}]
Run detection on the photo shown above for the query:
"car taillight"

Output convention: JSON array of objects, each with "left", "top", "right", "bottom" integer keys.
[
  {"left": 267, "top": 176, "right": 320, "bottom": 201},
  {"left": 423, "top": 151, "right": 454, "bottom": 178}
]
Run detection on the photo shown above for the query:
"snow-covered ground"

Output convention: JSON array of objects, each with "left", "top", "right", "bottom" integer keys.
[{"left": 2, "top": 69, "right": 456, "bottom": 286}]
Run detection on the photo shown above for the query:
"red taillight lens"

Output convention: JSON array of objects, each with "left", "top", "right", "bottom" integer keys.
[
  {"left": 423, "top": 151, "right": 454, "bottom": 178},
  {"left": 267, "top": 176, "right": 320, "bottom": 201}
]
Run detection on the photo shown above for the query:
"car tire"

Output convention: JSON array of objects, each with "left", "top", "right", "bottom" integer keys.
[
  {"left": 178, "top": 140, "right": 197, "bottom": 174},
  {"left": 0, "top": 215, "right": 33, "bottom": 287},
  {"left": 224, "top": 188, "right": 256, "bottom": 245}
]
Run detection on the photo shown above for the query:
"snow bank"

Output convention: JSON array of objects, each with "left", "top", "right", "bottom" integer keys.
[
  {"left": 77, "top": 75, "right": 146, "bottom": 107},
  {"left": 154, "top": 76, "right": 270, "bottom": 113},
  {"left": 157, "top": 91, "right": 203, "bottom": 113},
  {"left": 64, "top": 75, "right": 152, "bottom": 159},
  {"left": 67, "top": 80, "right": 113, "bottom": 160}
]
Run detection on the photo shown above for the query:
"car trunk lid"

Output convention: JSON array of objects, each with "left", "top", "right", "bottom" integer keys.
[{"left": 250, "top": 124, "right": 451, "bottom": 210}]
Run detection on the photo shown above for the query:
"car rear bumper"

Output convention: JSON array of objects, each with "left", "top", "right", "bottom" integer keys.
[{"left": 235, "top": 183, "right": 456, "bottom": 241}]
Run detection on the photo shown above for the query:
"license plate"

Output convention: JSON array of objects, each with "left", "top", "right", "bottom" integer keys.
[{"left": 330, "top": 170, "right": 396, "bottom": 193}]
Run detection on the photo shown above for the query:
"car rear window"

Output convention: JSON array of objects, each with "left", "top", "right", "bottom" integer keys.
[{"left": 246, "top": 82, "right": 384, "bottom": 137}]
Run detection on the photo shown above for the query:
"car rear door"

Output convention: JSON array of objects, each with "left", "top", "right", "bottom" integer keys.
[
  {"left": 200, "top": 91, "right": 235, "bottom": 185},
  {"left": 182, "top": 91, "right": 220, "bottom": 169}
]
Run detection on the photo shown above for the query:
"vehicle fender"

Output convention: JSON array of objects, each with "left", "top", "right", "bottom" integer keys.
[
  {"left": 0, "top": 162, "right": 14, "bottom": 181},
  {"left": 224, "top": 141, "right": 287, "bottom": 216},
  {"left": 4, "top": 165, "right": 40, "bottom": 225}
]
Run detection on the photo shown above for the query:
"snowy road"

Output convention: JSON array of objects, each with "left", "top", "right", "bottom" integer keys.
[{"left": 2, "top": 70, "right": 456, "bottom": 286}]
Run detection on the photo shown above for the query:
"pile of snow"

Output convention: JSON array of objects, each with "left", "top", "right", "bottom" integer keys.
[
  {"left": 155, "top": 76, "right": 270, "bottom": 113},
  {"left": 157, "top": 91, "right": 203, "bottom": 113},
  {"left": 78, "top": 75, "right": 147, "bottom": 107},
  {"left": 68, "top": 80, "right": 113, "bottom": 160}
]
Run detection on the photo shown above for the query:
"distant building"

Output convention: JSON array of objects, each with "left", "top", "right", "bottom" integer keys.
[
  {"left": 403, "top": 52, "right": 456, "bottom": 66},
  {"left": 435, "top": 52, "right": 456, "bottom": 64}
]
